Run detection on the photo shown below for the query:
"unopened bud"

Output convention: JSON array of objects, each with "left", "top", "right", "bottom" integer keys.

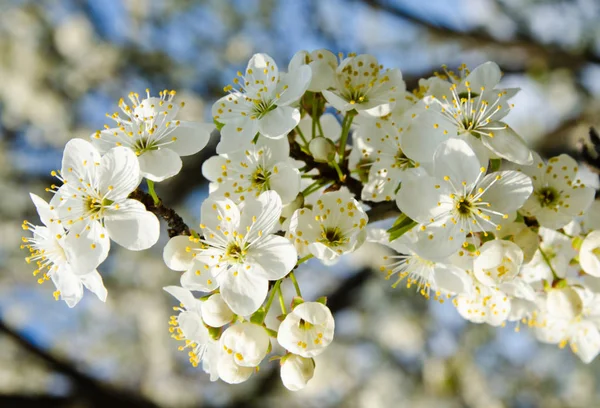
[{"left": 309, "top": 137, "right": 336, "bottom": 163}]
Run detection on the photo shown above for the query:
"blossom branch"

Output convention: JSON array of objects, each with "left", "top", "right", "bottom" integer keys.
[{"left": 129, "top": 189, "right": 191, "bottom": 238}]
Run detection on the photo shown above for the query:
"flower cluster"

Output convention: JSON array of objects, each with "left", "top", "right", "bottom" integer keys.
[{"left": 22, "top": 51, "right": 600, "bottom": 390}]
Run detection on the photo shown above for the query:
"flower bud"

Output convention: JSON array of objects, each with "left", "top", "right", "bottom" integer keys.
[
  {"left": 546, "top": 286, "right": 583, "bottom": 321},
  {"left": 580, "top": 230, "right": 600, "bottom": 277},
  {"left": 474, "top": 240, "right": 523, "bottom": 286},
  {"left": 309, "top": 137, "right": 336, "bottom": 163},
  {"left": 281, "top": 193, "right": 304, "bottom": 219},
  {"left": 201, "top": 293, "right": 234, "bottom": 327},
  {"left": 280, "top": 354, "right": 315, "bottom": 391}
]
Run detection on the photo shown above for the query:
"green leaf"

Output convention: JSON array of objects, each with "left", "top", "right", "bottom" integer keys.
[{"left": 387, "top": 214, "right": 418, "bottom": 242}]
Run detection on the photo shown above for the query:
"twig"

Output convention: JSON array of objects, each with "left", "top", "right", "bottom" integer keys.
[{"left": 129, "top": 189, "right": 191, "bottom": 238}]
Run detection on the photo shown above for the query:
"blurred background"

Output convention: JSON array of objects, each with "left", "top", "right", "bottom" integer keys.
[{"left": 1, "top": 0, "right": 600, "bottom": 407}]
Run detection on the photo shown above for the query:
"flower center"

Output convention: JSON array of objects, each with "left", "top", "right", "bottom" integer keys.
[
  {"left": 537, "top": 186, "right": 559, "bottom": 208},
  {"left": 298, "top": 318, "right": 314, "bottom": 330},
  {"left": 225, "top": 242, "right": 246, "bottom": 263},
  {"left": 250, "top": 166, "right": 271, "bottom": 190},
  {"left": 393, "top": 148, "right": 415, "bottom": 170},
  {"left": 456, "top": 197, "right": 474, "bottom": 216},
  {"left": 132, "top": 136, "right": 160, "bottom": 155},
  {"left": 319, "top": 226, "right": 348, "bottom": 247},
  {"left": 85, "top": 197, "right": 113, "bottom": 216},
  {"left": 252, "top": 99, "right": 276, "bottom": 118}
]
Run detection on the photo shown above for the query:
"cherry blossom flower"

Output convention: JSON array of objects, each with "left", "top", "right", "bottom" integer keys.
[
  {"left": 280, "top": 354, "right": 316, "bottom": 391},
  {"left": 277, "top": 301, "right": 334, "bottom": 358},
  {"left": 213, "top": 53, "right": 311, "bottom": 153},
  {"left": 92, "top": 90, "right": 213, "bottom": 182},
  {"left": 287, "top": 189, "right": 368, "bottom": 263},
  {"left": 22, "top": 194, "right": 107, "bottom": 307},
  {"left": 396, "top": 138, "right": 533, "bottom": 254},
  {"left": 322, "top": 54, "right": 405, "bottom": 117},
  {"left": 218, "top": 322, "right": 270, "bottom": 384},
  {"left": 202, "top": 138, "right": 301, "bottom": 204},
  {"left": 51, "top": 139, "right": 159, "bottom": 251},
  {"left": 513, "top": 153, "right": 595, "bottom": 229}
]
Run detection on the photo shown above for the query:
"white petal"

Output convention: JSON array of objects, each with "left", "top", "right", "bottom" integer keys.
[
  {"left": 479, "top": 170, "right": 533, "bottom": 214},
  {"left": 217, "top": 355, "right": 254, "bottom": 384},
  {"left": 220, "top": 267, "right": 268, "bottom": 316},
  {"left": 61, "top": 139, "right": 102, "bottom": 184},
  {"left": 29, "top": 193, "right": 55, "bottom": 227},
  {"left": 138, "top": 148, "right": 183, "bottom": 182},
  {"left": 163, "top": 235, "right": 198, "bottom": 271},
  {"left": 200, "top": 196, "right": 241, "bottom": 235},
  {"left": 433, "top": 138, "right": 481, "bottom": 184},
  {"left": 246, "top": 235, "right": 297, "bottom": 280},
  {"left": 401, "top": 110, "right": 452, "bottom": 164},
  {"left": 481, "top": 122, "right": 533, "bottom": 165},
  {"left": 220, "top": 322, "right": 270, "bottom": 367},
  {"left": 98, "top": 146, "right": 141, "bottom": 200},
  {"left": 268, "top": 164, "right": 301, "bottom": 204},
  {"left": 168, "top": 121, "right": 213, "bottom": 156},
  {"left": 258, "top": 106, "right": 300, "bottom": 139},
  {"left": 276, "top": 66, "right": 312, "bottom": 106},
  {"left": 64, "top": 221, "right": 110, "bottom": 274},
  {"left": 322, "top": 90, "right": 352, "bottom": 112},
  {"left": 572, "top": 323, "right": 600, "bottom": 363},
  {"left": 581, "top": 231, "right": 600, "bottom": 277},
  {"left": 281, "top": 355, "right": 315, "bottom": 391},
  {"left": 217, "top": 117, "right": 258, "bottom": 154},
  {"left": 80, "top": 270, "right": 107, "bottom": 302},
  {"left": 181, "top": 261, "right": 221, "bottom": 292},
  {"left": 238, "top": 190, "right": 282, "bottom": 238},
  {"left": 201, "top": 294, "right": 234, "bottom": 327},
  {"left": 464, "top": 61, "right": 501, "bottom": 89},
  {"left": 163, "top": 286, "right": 201, "bottom": 313},
  {"left": 103, "top": 199, "right": 160, "bottom": 251}
]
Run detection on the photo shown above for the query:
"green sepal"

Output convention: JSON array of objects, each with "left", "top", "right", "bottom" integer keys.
[
  {"left": 291, "top": 296, "right": 304, "bottom": 310},
  {"left": 250, "top": 308, "right": 267, "bottom": 324},
  {"left": 572, "top": 236, "right": 584, "bottom": 251},
  {"left": 208, "top": 326, "right": 222, "bottom": 341},
  {"left": 265, "top": 328, "right": 278, "bottom": 338},
  {"left": 480, "top": 233, "right": 495, "bottom": 244},
  {"left": 213, "top": 118, "right": 224, "bottom": 131},
  {"left": 387, "top": 213, "right": 418, "bottom": 242},
  {"left": 489, "top": 158, "right": 502, "bottom": 172},
  {"left": 316, "top": 296, "right": 327, "bottom": 306}
]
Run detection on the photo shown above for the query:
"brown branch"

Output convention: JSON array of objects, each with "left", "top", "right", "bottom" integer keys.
[
  {"left": 359, "top": 0, "right": 600, "bottom": 70},
  {"left": 0, "top": 319, "right": 158, "bottom": 407},
  {"left": 129, "top": 189, "right": 191, "bottom": 237}
]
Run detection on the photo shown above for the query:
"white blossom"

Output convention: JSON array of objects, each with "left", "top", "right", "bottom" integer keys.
[
  {"left": 22, "top": 194, "right": 107, "bottom": 307},
  {"left": 322, "top": 54, "right": 405, "bottom": 117},
  {"left": 405, "top": 62, "right": 533, "bottom": 165},
  {"left": 213, "top": 53, "right": 311, "bottom": 153},
  {"left": 277, "top": 301, "right": 334, "bottom": 358},
  {"left": 217, "top": 322, "right": 270, "bottom": 384},
  {"left": 396, "top": 138, "right": 533, "bottom": 254},
  {"left": 513, "top": 153, "right": 595, "bottom": 229},
  {"left": 164, "top": 191, "right": 297, "bottom": 316},
  {"left": 51, "top": 139, "right": 160, "bottom": 251},
  {"left": 288, "top": 49, "right": 338, "bottom": 92},
  {"left": 280, "top": 354, "right": 315, "bottom": 391},
  {"left": 287, "top": 189, "right": 368, "bottom": 263},
  {"left": 202, "top": 138, "right": 301, "bottom": 204},
  {"left": 580, "top": 230, "right": 600, "bottom": 277},
  {"left": 91, "top": 89, "right": 213, "bottom": 182}
]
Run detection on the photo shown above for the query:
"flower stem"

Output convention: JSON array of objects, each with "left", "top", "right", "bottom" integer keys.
[
  {"left": 539, "top": 247, "right": 559, "bottom": 280},
  {"left": 297, "top": 254, "right": 313, "bottom": 266},
  {"left": 296, "top": 125, "right": 310, "bottom": 150},
  {"left": 338, "top": 112, "right": 355, "bottom": 165},
  {"left": 264, "top": 280, "right": 282, "bottom": 316},
  {"left": 330, "top": 160, "right": 346, "bottom": 182},
  {"left": 146, "top": 179, "right": 160, "bottom": 205},
  {"left": 301, "top": 180, "right": 328, "bottom": 196},
  {"left": 316, "top": 116, "right": 325, "bottom": 138},
  {"left": 312, "top": 99, "right": 318, "bottom": 139},
  {"left": 277, "top": 284, "right": 287, "bottom": 314},
  {"left": 289, "top": 271, "right": 302, "bottom": 297}
]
